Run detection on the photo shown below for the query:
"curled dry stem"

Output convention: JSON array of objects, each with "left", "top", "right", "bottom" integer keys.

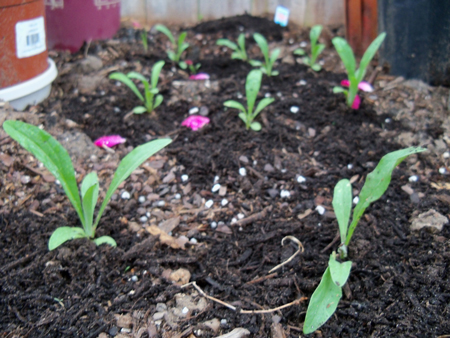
[
  {"left": 268, "top": 236, "right": 304, "bottom": 273},
  {"left": 181, "top": 281, "right": 307, "bottom": 314}
]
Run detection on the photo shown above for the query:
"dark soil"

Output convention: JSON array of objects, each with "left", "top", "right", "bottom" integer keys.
[{"left": 1, "top": 15, "right": 450, "bottom": 338}]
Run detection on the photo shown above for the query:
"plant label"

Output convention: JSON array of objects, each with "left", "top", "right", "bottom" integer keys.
[
  {"left": 15, "top": 16, "right": 46, "bottom": 58},
  {"left": 274, "top": 6, "right": 289, "bottom": 27}
]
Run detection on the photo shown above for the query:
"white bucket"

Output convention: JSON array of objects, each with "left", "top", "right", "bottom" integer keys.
[{"left": 0, "top": 58, "right": 57, "bottom": 111}]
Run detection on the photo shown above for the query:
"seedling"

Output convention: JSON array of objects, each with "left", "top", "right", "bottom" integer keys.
[
  {"left": 332, "top": 32, "right": 386, "bottom": 108},
  {"left": 186, "top": 60, "right": 201, "bottom": 75},
  {"left": 249, "top": 33, "right": 280, "bottom": 76},
  {"left": 303, "top": 146, "right": 426, "bottom": 334},
  {"left": 155, "top": 24, "right": 189, "bottom": 69},
  {"left": 216, "top": 33, "right": 248, "bottom": 61},
  {"left": 109, "top": 60, "right": 165, "bottom": 114},
  {"left": 2, "top": 120, "right": 172, "bottom": 251},
  {"left": 140, "top": 29, "right": 148, "bottom": 52},
  {"left": 223, "top": 69, "right": 274, "bottom": 131},
  {"left": 294, "top": 25, "right": 325, "bottom": 71}
]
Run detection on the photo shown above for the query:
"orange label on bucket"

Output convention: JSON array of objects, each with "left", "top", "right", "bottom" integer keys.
[{"left": 15, "top": 16, "right": 46, "bottom": 59}]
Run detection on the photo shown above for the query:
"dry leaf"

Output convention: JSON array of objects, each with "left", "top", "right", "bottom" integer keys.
[
  {"left": 431, "top": 182, "right": 450, "bottom": 190},
  {"left": 146, "top": 225, "right": 186, "bottom": 249},
  {"left": 297, "top": 209, "right": 312, "bottom": 219}
]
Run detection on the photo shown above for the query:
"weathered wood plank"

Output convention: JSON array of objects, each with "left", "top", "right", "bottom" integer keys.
[
  {"left": 199, "top": 0, "right": 252, "bottom": 20},
  {"left": 145, "top": 0, "right": 198, "bottom": 24}
]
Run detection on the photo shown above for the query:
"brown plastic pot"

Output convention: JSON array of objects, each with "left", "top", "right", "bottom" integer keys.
[{"left": 0, "top": 0, "right": 48, "bottom": 88}]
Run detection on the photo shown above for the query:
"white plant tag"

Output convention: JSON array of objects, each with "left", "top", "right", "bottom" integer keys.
[
  {"left": 15, "top": 16, "right": 46, "bottom": 58},
  {"left": 274, "top": 6, "right": 290, "bottom": 27}
]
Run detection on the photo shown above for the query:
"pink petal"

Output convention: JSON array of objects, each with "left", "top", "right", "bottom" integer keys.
[
  {"left": 132, "top": 20, "right": 141, "bottom": 29},
  {"left": 185, "top": 60, "right": 193, "bottom": 66},
  {"left": 340, "top": 79, "right": 350, "bottom": 87},
  {"left": 358, "top": 81, "right": 374, "bottom": 92},
  {"left": 189, "top": 73, "right": 210, "bottom": 80},
  {"left": 94, "top": 135, "right": 126, "bottom": 148},
  {"left": 181, "top": 115, "right": 210, "bottom": 131},
  {"left": 351, "top": 95, "right": 361, "bottom": 110}
]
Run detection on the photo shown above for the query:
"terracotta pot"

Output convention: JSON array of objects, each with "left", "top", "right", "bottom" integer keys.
[{"left": 0, "top": 0, "right": 48, "bottom": 88}]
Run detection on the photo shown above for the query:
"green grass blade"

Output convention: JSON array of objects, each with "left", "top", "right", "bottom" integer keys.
[
  {"left": 245, "top": 69, "right": 263, "bottom": 115},
  {"left": 332, "top": 37, "right": 356, "bottom": 77},
  {"left": 357, "top": 32, "right": 386, "bottom": 83},
  {"left": 109, "top": 72, "right": 144, "bottom": 102},
  {"left": 48, "top": 227, "right": 86, "bottom": 250},
  {"left": 155, "top": 24, "right": 175, "bottom": 45},
  {"left": 3, "top": 120, "right": 85, "bottom": 226},
  {"left": 151, "top": 60, "right": 165, "bottom": 88},
  {"left": 332, "top": 179, "right": 352, "bottom": 244},
  {"left": 93, "top": 139, "right": 172, "bottom": 229},
  {"left": 303, "top": 266, "right": 342, "bottom": 334},
  {"left": 345, "top": 147, "right": 427, "bottom": 247}
]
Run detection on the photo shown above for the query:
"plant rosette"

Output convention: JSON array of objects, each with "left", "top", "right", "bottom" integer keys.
[
  {"left": 181, "top": 115, "right": 210, "bottom": 131},
  {"left": 333, "top": 79, "right": 374, "bottom": 109}
]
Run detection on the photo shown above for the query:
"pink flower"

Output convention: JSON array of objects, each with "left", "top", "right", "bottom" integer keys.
[
  {"left": 189, "top": 73, "right": 210, "bottom": 80},
  {"left": 94, "top": 135, "right": 126, "bottom": 148},
  {"left": 185, "top": 60, "right": 193, "bottom": 66},
  {"left": 340, "top": 79, "right": 374, "bottom": 92},
  {"left": 351, "top": 95, "right": 361, "bottom": 109},
  {"left": 181, "top": 115, "right": 210, "bottom": 131}
]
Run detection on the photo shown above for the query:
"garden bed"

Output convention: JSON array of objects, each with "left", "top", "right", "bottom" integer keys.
[{"left": 1, "top": 15, "right": 450, "bottom": 337}]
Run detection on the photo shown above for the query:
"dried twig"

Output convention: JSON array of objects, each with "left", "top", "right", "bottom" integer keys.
[
  {"left": 320, "top": 231, "right": 340, "bottom": 253},
  {"left": 233, "top": 206, "right": 272, "bottom": 227},
  {"left": 181, "top": 281, "right": 307, "bottom": 314},
  {"left": 245, "top": 272, "right": 278, "bottom": 285},
  {"left": 268, "top": 236, "right": 304, "bottom": 273}
]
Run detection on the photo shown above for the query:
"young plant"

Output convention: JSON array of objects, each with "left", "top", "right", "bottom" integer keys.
[
  {"left": 2, "top": 120, "right": 172, "bottom": 251},
  {"left": 216, "top": 33, "right": 248, "bottom": 61},
  {"left": 140, "top": 29, "right": 148, "bottom": 52},
  {"left": 154, "top": 24, "right": 189, "bottom": 69},
  {"left": 303, "top": 146, "right": 426, "bottom": 334},
  {"left": 109, "top": 60, "right": 165, "bottom": 114},
  {"left": 249, "top": 33, "right": 280, "bottom": 76},
  {"left": 186, "top": 60, "right": 201, "bottom": 75},
  {"left": 223, "top": 69, "right": 274, "bottom": 131},
  {"left": 332, "top": 32, "right": 386, "bottom": 108},
  {"left": 294, "top": 25, "right": 325, "bottom": 71}
]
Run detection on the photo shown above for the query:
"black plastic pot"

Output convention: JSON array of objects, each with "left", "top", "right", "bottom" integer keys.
[{"left": 378, "top": 0, "right": 450, "bottom": 86}]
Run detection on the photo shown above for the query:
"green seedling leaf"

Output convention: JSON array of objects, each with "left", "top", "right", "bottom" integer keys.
[
  {"left": 154, "top": 94, "right": 164, "bottom": 109},
  {"left": 311, "top": 64, "right": 322, "bottom": 72},
  {"left": 224, "top": 100, "right": 246, "bottom": 113},
  {"left": 329, "top": 253, "right": 352, "bottom": 287},
  {"left": 127, "top": 71, "right": 148, "bottom": 83},
  {"left": 250, "top": 122, "right": 262, "bottom": 131},
  {"left": 133, "top": 106, "right": 148, "bottom": 114},
  {"left": 48, "top": 227, "right": 86, "bottom": 251},
  {"left": 303, "top": 267, "right": 342, "bottom": 334},
  {"left": 151, "top": 60, "right": 165, "bottom": 88},
  {"left": 332, "top": 86, "right": 346, "bottom": 94},
  {"left": 238, "top": 112, "right": 248, "bottom": 124},
  {"left": 179, "top": 61, "right": 187, "bottom": 69},
  {"left": 332, "top": 37, "right": 356, "bottom": 77},
  {"left": 332, "top": 179, "right": 352, "bottom": 244},
  {"left": 357, "top": 32, "right": 386, "bottom": 82},
  {"left": 245, "top": 69, "right": 263, "bottom": 114},
  {"left": 345, "top": 146, "right": 427, "bottom": 247},
  {"left": 253, "top": 33, "right": 269, "bottom": 59},
  {"left": 94, "top": 138, "right": 172, "bottom": 230},
  {"left": 302, "top": 56, "right": 311, "bottom": 65},
  {"left": 167, "top": 50, "right": 176, "bottom": 62},
  {"left": 109, "top": 73, "right": 144, "bottom": 102},
  {"left": 271, "top": 70, "right": 279, "bottom": 76},
  {"left": 81, "top": 172, "right": 99, "bottom": 238},
  {"left": 3, "top": 120, "right": 85, "bottom": 227},
  {"left": 155, "top": 24, "right": 175, "bottom": 45},
  {"left": 294, "top": 48, "right": 305, "bottom": 55},
  {"left": 254, "top": 97, "right": 275, "bottom": 116},
  {"left": 237, "top": 33, "right": 247, "bottom": 60},
  {"left": 249, "top": 60, "right": 262, "bottom": 67},
  {"left": 93, "top": 236, "right": 117, "bottom": 247},
  {"left": 310, "top": 25, "right": 323, "bottom": 43},
  {"left": 216, "top": 39, "right": 237, "bottom": 50}
]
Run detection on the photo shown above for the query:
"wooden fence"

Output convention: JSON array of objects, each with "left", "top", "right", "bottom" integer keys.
[{"left": 120, "top": 0, "right": 345, "bottom": 27}]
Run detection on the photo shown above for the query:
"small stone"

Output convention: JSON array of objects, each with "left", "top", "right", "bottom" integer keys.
[
  {"left": 410, "top": 209, "right": 448, "bottom": 233},
  {"left": 138, "top": 196, "right": 146, "bottom": 203},
  {"left": 231, "top": 217, "right": 237, "bottom": 224},
  {"left": 353, "top": 196, "right": 359, "bottom": 205},
  {"left": 237, "top": 92, "right": 243, "bottom": 99},
  {"left": 121, "top": 191, "right": 131, "bottom": 200},
  {"left": 290, "top": 106, "right": 299, "bottom": 114},
  {"left": 156, "top": 201, "right": 165, "bottom": 207},
  {"left": 219, "top": 186, "right": 227, "bottom": 196},
  {"left": 308, "top": 128, "right": 316, "bottom": 137},
  {"left": 153, "top": 312, "right": 165, "bottom": 321},
  {"left": 409, "top": 175, "right": 419, "bottom": 182},
  {"left": 265, "top": 93, "right": 271, "bottom": 98},
  {"left": 221, "top": 199, "right": 228, "bottom": 206},
  {"left": 297, "top": 175, "right": 306, "bottom": 183},
  {"left": 214, "top": 175, "right": 220, "bottom": 183},
  {"left": 190, "top": 238, "right": 198, "bottom": 244},
  {"left": 316, "top": 205, "right": 325, "bottom": 215},
  {"left": 239, "top": 155, "right": 249, "bottom": 164},
  {"left": 220, "top": 319, "right": 227, "bottom": 325},
  {"left": 139, "top": 216, "right": 148, "bottom": 223},
  {"left": 347, "top": 164, "right": 353, "bottom": 170},
  {"left": 239, "top": 167, "right": 247, "bottom": 176},
  {"left": 181, "top": 174, "right": 189, "bottom": 182},
  {"left": 131, "top": 275, "right": 138, "bottom": 282},
  {"left": 385, "top": 118, "right": 392, "bottom": 123},
  {"left": 114, "top": 107, "right": 121, "bottom": 113},
  {"left": 21, "top": 175, "right": 31, "bottom": 184},
  {"left": 237, "top": 213, "right": 245, "bottom": 220},
  {"left": 156, "top": 303, "right": 167, "bottom": 312},
  {"left": 439, "top": 167, "right": 446, "bottom": 174},
  {"left": 212, "top": 184, "right": 221, "bottom": 193},
  {"left": 174, "top": 193, "right": 181, "bottom": 199},
  {"left": 189, "top": 107, "right": 199, "bottom": 115},
  {"left": 211, "top": 221, "right": 217, "bottom": 228},
  {"left": 280, "top": 190, "right": 291, "bottom": 198},
  {"left": 298, "top": 80, "right": 307, "bottom": 86},
  {"left": 264, "top": 163, "right": 275, "bottom": 172},
  {"left": 205, "top": 200, "right": 213, "bottom": 208},
  {"left": 199, "top": 106, "right": 209, "bottom": 116},
  {"left": 443, "top": 152, "right": 450, "bottom": 159},
  {"left": 182, "top": 307, "right": 189, "bottom": 314}
]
